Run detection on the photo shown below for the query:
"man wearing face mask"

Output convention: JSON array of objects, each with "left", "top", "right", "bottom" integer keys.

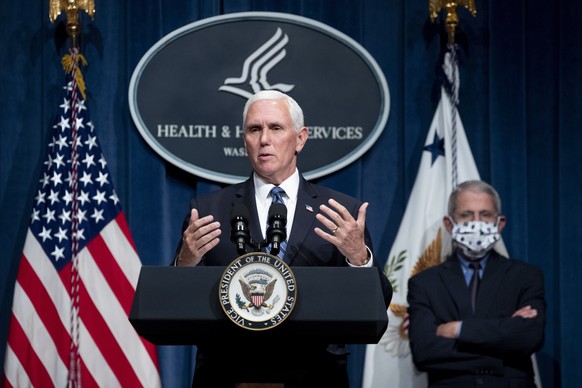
[{"left": 407, "top": 180, "right": 546, "bottom": 387}]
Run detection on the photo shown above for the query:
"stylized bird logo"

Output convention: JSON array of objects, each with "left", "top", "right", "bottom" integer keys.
[
  {"left": 218, "top": 28, "right": 295, "bottom": 99},
  {"left": 239, "top": 278, "right": 277, "bottom": 310}
]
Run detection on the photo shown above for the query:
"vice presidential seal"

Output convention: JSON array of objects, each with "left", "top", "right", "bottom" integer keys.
[{"left": 219, "top": 252, "right": 297, "bottom": 330}]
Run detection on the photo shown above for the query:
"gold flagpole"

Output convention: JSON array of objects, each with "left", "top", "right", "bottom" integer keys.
[
  {"left": 47, "top": 2, "right": 95, "bottom": 386},
  {"left": 429, "top": 0, "right": 476, "bottom": 45},
  {"left": 49, "top": 0, "right": 95, "bottom": 49},
  {"left": 48, "top": 0, "right": 95, "bottom": 99}
]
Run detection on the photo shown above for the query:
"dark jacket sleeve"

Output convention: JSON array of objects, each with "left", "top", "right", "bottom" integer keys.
[
  {"left": 407, "top": 261, "right": 546, "bottom": 374},
  {"left": 458, "top": 265, "right": 545, "bottom": 355},
  {"left": 407, "top": 272, "right": 503, "bottom": 373}
]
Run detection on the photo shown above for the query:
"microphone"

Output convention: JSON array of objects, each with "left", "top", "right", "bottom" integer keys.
[
  {"left": 230, "top": 204, "right": 250, "bottom": 255},
  {"left": 266, "top": 202, "right": 287, "bottom": 256}
]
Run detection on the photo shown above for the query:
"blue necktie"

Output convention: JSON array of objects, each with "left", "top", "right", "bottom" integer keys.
[
  {"left": 268, "top": 186, "right": 287, "bottom": 260},
  {"left": 469, "top": 262, "right": 480, "bottom": 312}
]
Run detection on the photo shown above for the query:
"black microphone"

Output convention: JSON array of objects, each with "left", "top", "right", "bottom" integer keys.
[
  {"left": 267, "top": 202, "right": 287, "bottom": 256},
  {"left": 230, "top": 204, "right": 250, "bottom": 255}
]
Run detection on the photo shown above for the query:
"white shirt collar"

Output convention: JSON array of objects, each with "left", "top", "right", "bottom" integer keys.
[{"left": 253, "top": 169, "right": 300, "bottom": 206}]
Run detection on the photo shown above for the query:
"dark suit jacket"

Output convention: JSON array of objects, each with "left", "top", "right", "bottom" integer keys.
[
  {"left": 407, "top": 251, "right": 546, "bottom": 388},
  {"left": 175, "top": 174, "right": 392, "bottom": 386}
]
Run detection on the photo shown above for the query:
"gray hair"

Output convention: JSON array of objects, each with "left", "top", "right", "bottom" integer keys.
[
  {"left": 242, "top": 90, "right": 304, "bottom": 133},
  {"left": 448, "top": 180, "right": 502, "bottom": 216}
]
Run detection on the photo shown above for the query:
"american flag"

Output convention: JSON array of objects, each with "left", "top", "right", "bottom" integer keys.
[{"left": 2, "top": 49, "right": 161, "bottom": 387}]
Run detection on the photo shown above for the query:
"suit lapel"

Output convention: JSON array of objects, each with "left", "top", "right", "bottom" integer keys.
[
  {"left": 474, "top": 252, "right": 508, "bottom": 315},
  {"left": 234, "top": 177, "right": 264, "bottom": 251},
  {"left": 439, "top": 257, "right": 474, "bottom": 316},
  {"left": 285, "top": 177, "right": 319, "bottom": 264}
]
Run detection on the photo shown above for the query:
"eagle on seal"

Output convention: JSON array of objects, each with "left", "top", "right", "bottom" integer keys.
[{"left": 239, "top": 278, "right": 277, "bottom": 310}]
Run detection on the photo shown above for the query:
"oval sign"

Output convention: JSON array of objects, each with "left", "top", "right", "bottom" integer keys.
[{"left": 129, "top": 12, "right": 390, "bottom": 184}]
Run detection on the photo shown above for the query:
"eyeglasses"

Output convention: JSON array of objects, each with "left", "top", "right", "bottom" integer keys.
[{"left": 453, "top": 211, "right": 499, "bottom": 224}]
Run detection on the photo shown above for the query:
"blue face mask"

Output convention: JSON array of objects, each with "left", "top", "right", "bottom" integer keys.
[{"left": 450, "top": 218, "right": 501, "bottom": 260}]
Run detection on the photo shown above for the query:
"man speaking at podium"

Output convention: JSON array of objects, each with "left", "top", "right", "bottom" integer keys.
[{"left": 172, "top": 90, "right": 392, "bottom": 387}]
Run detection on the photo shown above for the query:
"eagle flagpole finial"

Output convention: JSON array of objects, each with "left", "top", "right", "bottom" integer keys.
[
  {"left": 49, "top": 0, "right": 95, "bottom": 49},
  {"left": 429, "top": 0, "right": 476, "bottom": 46}
]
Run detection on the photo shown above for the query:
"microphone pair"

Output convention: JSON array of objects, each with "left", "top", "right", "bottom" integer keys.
[{"left": 230, "top": 203, "right": 287, "bottom": 255}]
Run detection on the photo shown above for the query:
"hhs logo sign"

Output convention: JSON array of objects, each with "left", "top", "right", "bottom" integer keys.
[{"left": 129, "top": 12, "right": 390, "bottom": 184}]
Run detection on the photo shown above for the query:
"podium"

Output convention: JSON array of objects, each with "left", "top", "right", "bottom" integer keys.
[{"left": 129, "top": 265, "right": 389, "bottom": 384}]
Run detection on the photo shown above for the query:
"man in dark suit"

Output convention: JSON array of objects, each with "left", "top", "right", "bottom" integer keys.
[
  {"left": 407, "top": 180, "right": 546, "bottom": 387},
  {"left": 174, "top": 90, "right": 392, "bottom": 387}
]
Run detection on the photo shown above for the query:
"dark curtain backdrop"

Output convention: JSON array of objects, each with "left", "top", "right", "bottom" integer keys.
[{"left": 1, "top": 1, "right": 580, "bottom": 387}]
